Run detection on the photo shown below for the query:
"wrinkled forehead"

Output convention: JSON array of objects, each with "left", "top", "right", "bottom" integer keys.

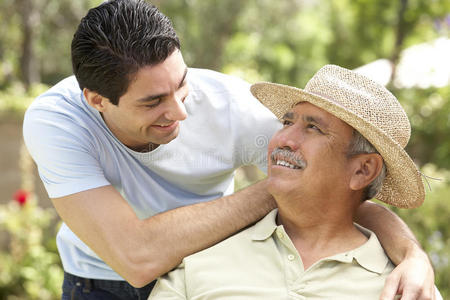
[
  {"left": 287, "top": 102, "right": 355, "bottom": 138},
  {"left": 291, "top": 102, "right": 348, "bottom": 123}
]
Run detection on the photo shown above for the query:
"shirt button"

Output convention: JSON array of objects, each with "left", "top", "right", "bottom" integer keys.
[
  {"left": 288, "top": 254, "right": 295, "bottom": 261},
  {"left": 277, "top": 231, "right": 284, "bottom": 239}
]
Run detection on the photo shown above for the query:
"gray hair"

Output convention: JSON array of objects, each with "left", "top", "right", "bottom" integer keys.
[{"left": 347, "top": 130, "right": 386, "bottom": 201}]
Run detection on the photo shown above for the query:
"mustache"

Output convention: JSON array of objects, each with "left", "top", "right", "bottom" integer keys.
[{"left": 270, "top": 147, "right": 306, "bottom": 169}]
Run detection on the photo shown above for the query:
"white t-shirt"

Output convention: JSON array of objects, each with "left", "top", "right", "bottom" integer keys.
[{"left": 23, "top": 68, "right": 281, "bottom": 280}]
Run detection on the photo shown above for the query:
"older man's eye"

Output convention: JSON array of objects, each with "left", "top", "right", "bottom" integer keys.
[
  {"left": 282, "top": 119, "right": 292, "bottom": 126},
  {"left": 307, "top": 124, "right": 322, "bottom": 132}
]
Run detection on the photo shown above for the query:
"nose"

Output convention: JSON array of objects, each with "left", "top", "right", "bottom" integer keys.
[
  {"left": 275, "top": 126, "right": 301, "bottom": 151},
  {"left": 164, "top": 94, "right": 187, "bottom": 121}
]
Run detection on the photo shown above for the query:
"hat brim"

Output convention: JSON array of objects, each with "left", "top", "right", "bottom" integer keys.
[{"left": 251, "top": 82, "right": 424, "bottom": 208}]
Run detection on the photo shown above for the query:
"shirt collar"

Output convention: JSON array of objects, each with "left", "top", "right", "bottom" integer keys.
[
  {"left": 251, "top": 209, "right": 278, "bottom": 241},
  {"left": 326, "top": 224, "right": 390, "bottom": 274},
  {"left": 251, "top": 210, "right": 390, "bottom": 274},
  {"left": 351, "top": 224, "right": 391, "bottom": 274}
]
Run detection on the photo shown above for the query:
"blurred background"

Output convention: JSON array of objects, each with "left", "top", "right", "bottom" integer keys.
[{"left": 0, "top": 0, "right": 449, "bottom": 299}]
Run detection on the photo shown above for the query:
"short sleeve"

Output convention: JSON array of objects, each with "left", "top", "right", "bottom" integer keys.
[
  {"left": 149, "top": 262, "right": 187, "bottom": 299},
  {"left": 23, "top": 103, "right": 110, "bottom": 198}
]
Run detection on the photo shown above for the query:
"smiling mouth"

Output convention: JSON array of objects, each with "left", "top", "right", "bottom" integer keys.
[
  {"left": 151, "top": 122, "right": 179, "bottom": 130},
  {"left": 271, "top": 148, "right": 306, "bottom": 170},
  {"left": 275, "top": 159, "right": 302, "bottom": 169},
  {"left": 154, "top": 123, "right": 173, "bottom": 127}
]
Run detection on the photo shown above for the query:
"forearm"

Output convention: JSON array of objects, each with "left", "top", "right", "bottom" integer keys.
[
  {"left": 53, "top": 181, "right": 275, "bottom": 287},
  {"left": 131, "top": 179, "right": 276, "bottom": 286},
  {"left": 354, "top": 200, "right": 422, "bottom": 265}
]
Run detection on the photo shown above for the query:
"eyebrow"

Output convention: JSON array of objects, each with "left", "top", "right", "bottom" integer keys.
[
  {"left": 137, "top": 68, "right": 188, "bottom": 103},
  {"left": 282, "top": 111, "right": 327, "bottom": 127},
  {"left": 303, "top": 115, "right": 327, "bottom": 128},
  {"left": 282, "top": 111, "right": 295, "bottom": 120}
]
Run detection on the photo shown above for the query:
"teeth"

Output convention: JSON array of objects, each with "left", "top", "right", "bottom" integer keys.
[{"left": 276, "top": 160, "right": 300, "bottom": 169}]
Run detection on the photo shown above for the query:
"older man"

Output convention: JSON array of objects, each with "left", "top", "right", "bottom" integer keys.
[{"left": 148, "top": 65, "right": 438, "bottom": 299}]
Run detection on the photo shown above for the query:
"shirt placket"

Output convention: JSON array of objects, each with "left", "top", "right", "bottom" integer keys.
[{"left": 274, "top": 226, "right": 307, "bottom": 300}]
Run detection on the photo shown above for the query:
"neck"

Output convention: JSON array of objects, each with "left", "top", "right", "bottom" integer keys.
[
  {"left": 276, "top": 195, "right": 367, "bottom": 270},
  {"left": 134, "top": 142, "right": 159, "bottom": 153},
  {"left": 100, "top": 112, "right": 159, "bottom": 152}
]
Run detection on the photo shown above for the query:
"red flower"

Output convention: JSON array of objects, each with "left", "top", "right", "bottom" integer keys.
[{"left": 13, "top": 189, "right": 28, "bottom": 206}]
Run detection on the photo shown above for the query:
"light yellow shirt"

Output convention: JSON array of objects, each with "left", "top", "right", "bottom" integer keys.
[{"left": 149, "top": 209, "right": 394, "bottom": 300}]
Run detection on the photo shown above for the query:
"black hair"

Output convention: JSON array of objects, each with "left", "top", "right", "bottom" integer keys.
[{"left": 71, "top": 0, "right": 180, "bottom": 105}]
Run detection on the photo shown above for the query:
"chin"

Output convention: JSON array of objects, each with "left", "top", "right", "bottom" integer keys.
[
  {"left": 267, "top": 176, "right": 287, "bottom": 197},
  {"left": 152, "top": 128, "right": 180, "bottom": 145},
  {"left": 160, "top": 135, "right": 177, "bottom": 145},
  {"left": 268, "top": 173, "right": 303, "bottom": 197}
]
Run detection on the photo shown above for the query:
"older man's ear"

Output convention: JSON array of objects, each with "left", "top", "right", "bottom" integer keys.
[{"left": 349, "top": 153, "right": 384, "bottom": 192}]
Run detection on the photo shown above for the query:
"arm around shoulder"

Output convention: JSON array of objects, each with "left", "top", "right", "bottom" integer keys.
[
  {"left": 355, "top": 201, "right": 436, "bottom": 300},
  {"left": 355, "top": 200, "right": 420, "bottom": 265},
  {"left": 53, "top": 180, "right": 276, "bottom": 287}
]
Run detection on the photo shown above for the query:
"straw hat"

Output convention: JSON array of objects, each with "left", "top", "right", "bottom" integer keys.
[{"left": 251, "top": 64, "right": 424, "bottom": 208}]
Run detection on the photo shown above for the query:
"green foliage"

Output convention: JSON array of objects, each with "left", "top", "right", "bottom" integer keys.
[
  {"left": 0, "top": 0, "right": 103, "bottom": 86},
  {"left": 391, "top": 164, "right": 450, "bottom": 299},
  {"left": 222, "top": 0, "right": 332, "bottom": 85},
  {"left": 0, "top": 197, "right": 63, "bottom": 300},
  {"left": 398, "top": 86, "right": 450, "bottom": 169},
  {"left": 0, "top": 82, "right": 49, "bottom": 116}
]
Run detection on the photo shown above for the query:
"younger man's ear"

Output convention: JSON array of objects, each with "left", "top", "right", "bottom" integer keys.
[
  {"left": 349, "top": 153, "right": 383, "bottom": 191},
  {"left": 83, "top": 88, "right": 110, "bottom": 112}
]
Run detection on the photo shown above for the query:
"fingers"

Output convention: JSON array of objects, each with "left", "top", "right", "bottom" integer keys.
[
  {"left": 400, "top": 290, "right": 425, "bottom": 300},
  {"left": 380, "top": 250, "right": 437, "bottom": 300},
  {"left": 380, "top": 272, "right": 401, "bottom": 300},
  {"left": 399, "top": 284, "right": 434, "bottom": 300}
]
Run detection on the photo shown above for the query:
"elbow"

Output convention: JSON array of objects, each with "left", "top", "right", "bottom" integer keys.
[
  {"left": 119, "top": 254, "right": 168, "bottom": 288},
  {"left": 121, "top": 263, "right": 159, "bottom": 288},
  {"left": 110, "top": 225, "right": 178, "bottom": 287},
  {"left": 126, "top": 273, "right": 157, "bottom": 288}
]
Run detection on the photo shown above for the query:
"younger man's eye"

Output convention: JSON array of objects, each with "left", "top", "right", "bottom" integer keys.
[{"left": 145, "top": 99, "right": 161, "bottom": 108}]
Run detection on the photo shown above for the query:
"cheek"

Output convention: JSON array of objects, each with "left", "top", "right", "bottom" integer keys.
[
  {"left": 267, "top": 132, "right": 282, "bottom": 154},
  {"left": 267, "top": 140, "right": 278, "bottom": 166},
  {"left": 141, "top": 110, "right": 164, "bottom": 126}
]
